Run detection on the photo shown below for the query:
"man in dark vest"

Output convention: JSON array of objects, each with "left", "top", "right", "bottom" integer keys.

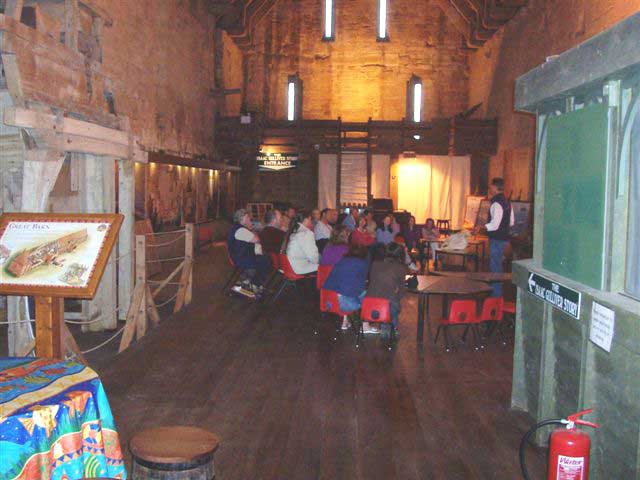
[
  {"left": 228, "top": 209, "right": 271, "bottom": 296},
  {"left": 485, "top": 177, "right": 514, "bottom": 297}
]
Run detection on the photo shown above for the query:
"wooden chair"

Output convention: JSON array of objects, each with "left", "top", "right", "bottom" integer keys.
[
  {"left": 130, "top": 426, "right": 220, "bottom": 480},
  {"left": 361, "top": 297, "right": 395, "bottom": 350},
  {"left": 436, "top": 219, "right": 451, "bottom": 232}
]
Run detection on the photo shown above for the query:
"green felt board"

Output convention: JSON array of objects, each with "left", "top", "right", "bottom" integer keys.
[{"left": 543, "top": 104, "right": 608, "bottom": 289}]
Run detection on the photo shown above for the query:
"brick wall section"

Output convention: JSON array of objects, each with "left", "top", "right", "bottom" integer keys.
[
  {"left": 243, "top": 0, "right": 469, "bottom": 122},
  {"left": 468, "top": 0, "right": 640, "bottom": 198},
  {"left": 96, "top": 0, "right": 217, "bottom": 156}
]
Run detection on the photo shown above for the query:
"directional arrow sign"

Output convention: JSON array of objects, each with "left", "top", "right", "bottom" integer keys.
[{"left": 526, "top": 272, "right": 582, "bottom": 319}]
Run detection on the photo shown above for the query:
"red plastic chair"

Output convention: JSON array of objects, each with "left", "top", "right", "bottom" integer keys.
[
  {"left": 316, "top": 264, "right": 333, "bottom": 290},
  {"left": 478, "top": 297, "right": 506, "bottom": 346},
  {"left": 361, "top": 297, "right": 395, "bottom": 350},
  {"left": 320, "top": 289, "right": 355, "bottom": 340},
  {"left": 434, "top": 299, "right": 479, "bottom": 352},
  {"left": 503, "top": 300, "right": 516, "bottom": 316},
  {"left": 271, "top": 253, "right": 316, "bottom": 303},
  {"left": 222, "top": 247, "right": 244, "bottom": 294}
]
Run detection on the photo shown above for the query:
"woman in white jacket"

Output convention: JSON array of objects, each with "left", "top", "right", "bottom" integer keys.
[{"left": 285, "top": 211, "right": 320, "bottom": 274}]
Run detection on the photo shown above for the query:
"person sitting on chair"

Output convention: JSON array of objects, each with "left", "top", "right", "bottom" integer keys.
[
  {"left": 284, "top": 211, "right": 319, "bottom": 275},
  {"left": 366, "top": 242, "right": 407, "bottom": 333},
  {"left": 258, "top": 209, "right": 286, "bottom": 254},
  {"left": 376, "top": 215, "right": 399, "bottom": 245},
  {"left": 351, "top": 216, "right": 376, "bottom": 247},
  {"left": 228, "top": 209, "right": 271, "bottom": 296},
  {"left": 314, "top": 208, "right": 333, "bottom": 253},
  {"left": 320, "top": 224, "right": 350, "bottom": 266},
  {"left": 323, "top": 243, "right": 379, "bottom": 334}
]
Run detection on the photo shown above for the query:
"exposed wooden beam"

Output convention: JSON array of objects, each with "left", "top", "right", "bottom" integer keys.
[{"left": 4, "top": 0, "right": 24, "bottom": 20}]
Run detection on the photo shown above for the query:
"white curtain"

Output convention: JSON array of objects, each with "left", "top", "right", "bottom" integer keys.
[
  {"left": 318, "top": 154, "right": 337, "bottom": 209},
  {"left": 397, "top": 155, "right": 470, "bottom": 228},
  {"left": 371, "top": 154, "right": 390, "bottom": 198}
]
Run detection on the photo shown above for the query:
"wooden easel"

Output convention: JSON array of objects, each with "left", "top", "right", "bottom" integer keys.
[{"left": 0, "top": 213, "right": 123, "bottom": 362}]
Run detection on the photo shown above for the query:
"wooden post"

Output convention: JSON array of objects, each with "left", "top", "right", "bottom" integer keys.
[
  {"left": 118, "top": 158, "right": 135, "bottom": 320},
  {"left": 35, "top": 296, "right": 63, "bottom": 358},
  {"left": 185, "top": 223, "right": 193, "bottom": 305},
  {"left": 135, "top": 234, "right": 147, "bottom": 339},
  {"left": 4, "top": 0, "right": 24, "bottom": 20}
]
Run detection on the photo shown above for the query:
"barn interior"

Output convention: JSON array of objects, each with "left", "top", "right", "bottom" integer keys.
[{"left": 1, "top": 1, "right": 639, "bottom": 479}]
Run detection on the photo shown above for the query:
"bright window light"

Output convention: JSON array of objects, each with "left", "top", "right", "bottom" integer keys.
[
  {"left": 378, "top": 0, "right": 387, "bottom": 39},
  {"left": 324, "top": 0, "right": 333, "bottom": 39},
  {"left": 413, "top": 82, "right": 422, "bottom": 123},
  {"left": 287, "top": 80, "right": 296, "bottom": 121}
]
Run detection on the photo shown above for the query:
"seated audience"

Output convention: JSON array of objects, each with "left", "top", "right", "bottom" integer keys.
[
  {"left": 314, "top": 208, "right": 333, "bottom": 252},
  {"left": 376, "top": 215, "right": 399, "bottom": 245},
  {"left": 423, "top": 217, "right": 441, "bottom": 260},
  {"left": 351, "top": 216, "right": 375, "bottom": 246},
  {"left": 323, "top": 243, "right": 379, "bottom": 334},
  {"left": 402, "top": 215, "right": 423, "bottom": 251},
  {"left": 228, "top": 209, "right": 271, "bottom": 294},
  {"left": 280, "top": 205, "right": 296, "bottom": 231},
  {"left": 285, "top": 211, "right": 319, "bottom": 274},
  {"left": 258, "top": 209, "right": 286, "bottom": 254},
  {"left": 364, "top": 209, "right": 377, "bottom": 235},
  {"left": 366, "top": 242, "right": 407, "bottom": 331},
  {"left": 342, "top": 207, "right": 359, "bottom": 231},
  {"left": 320, "top": 224, "right": 350, "bottom": 265}
]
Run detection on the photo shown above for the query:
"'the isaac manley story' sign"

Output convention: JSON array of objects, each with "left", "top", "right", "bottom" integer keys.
[
  {"left": 526, "top": 272, "right": 582, "bottom": 319},
  {"left": 257, "top": 153, "right": 299, "bottom": 171}
]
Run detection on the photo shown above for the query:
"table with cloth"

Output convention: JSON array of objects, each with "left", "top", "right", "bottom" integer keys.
[{"left": 0, "top": 357, "right": 126, "bottom": 480}]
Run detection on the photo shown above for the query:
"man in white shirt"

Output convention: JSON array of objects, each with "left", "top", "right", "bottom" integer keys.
[
  {"left": 314, "top": 208, "right": 333, "bottom": 252},
  {"left": 483, "top": 178, "right": 515, "bottom": 297}
]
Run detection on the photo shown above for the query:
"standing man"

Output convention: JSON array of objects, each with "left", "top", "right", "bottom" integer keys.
[{"left": 484, "top": 178, "right": 515, "bottom": 297}]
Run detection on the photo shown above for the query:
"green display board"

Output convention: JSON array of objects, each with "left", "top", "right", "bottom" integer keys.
[{"left": 543, "top": 104, "right": 608, "bottom": 289}]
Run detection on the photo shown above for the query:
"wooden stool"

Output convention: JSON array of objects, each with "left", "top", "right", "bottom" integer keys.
[
  {"left": 130, "top": 426, "right": 220, "bottom": 480},
  {"left": 436, "top": 219, "right": 451, "bottom": 231}
]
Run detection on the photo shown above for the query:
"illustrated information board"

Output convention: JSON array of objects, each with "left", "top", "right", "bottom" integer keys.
[{"left": 0, "top": 213, "right": 123, "bottom": 298}]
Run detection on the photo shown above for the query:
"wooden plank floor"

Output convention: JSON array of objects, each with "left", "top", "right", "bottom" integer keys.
[{"left": 88, "top": 242, "right": 544, "bottom": 479}]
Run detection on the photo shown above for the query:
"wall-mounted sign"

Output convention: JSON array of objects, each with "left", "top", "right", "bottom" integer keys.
[
  {"left": 257, "top": 152, "right": 299, "bottom": 171},
  {"left": 0, "top": 213, "right": 123, "bottom": 298},
  {"left": 526, "top": 272, "right": 582, "bottom": 319},
  {"left": 589, "top": 302, "right": 615, "bottom": 352}
]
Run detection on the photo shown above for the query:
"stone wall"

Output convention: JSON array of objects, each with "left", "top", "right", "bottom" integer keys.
[
  {"left": 468, "top": 0, "right": 640, "bottom": 200},
  {"left": 243, "top": 0, "right": 469, "bottom": 121}
]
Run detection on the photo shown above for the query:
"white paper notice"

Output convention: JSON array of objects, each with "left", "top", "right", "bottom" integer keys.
[{"left": 589, "top": 302, "right": 615, "bottom": 353}]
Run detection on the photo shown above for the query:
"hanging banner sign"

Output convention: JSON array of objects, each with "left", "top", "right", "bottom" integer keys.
[
  {"left": 257, "top": 153, "right": 299, "bottom": 171},
  {"left": 526, "top": 272, "right": 582, "bottom": 319}
]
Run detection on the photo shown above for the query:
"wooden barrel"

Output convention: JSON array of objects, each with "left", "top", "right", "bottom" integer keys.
[{"left": 130, "top": 426, "right": 220, "bottom": 480}]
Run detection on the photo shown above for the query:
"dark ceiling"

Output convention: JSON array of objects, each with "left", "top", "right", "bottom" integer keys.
[{"left": 206, "top": 0, "right": 527, "bottom": 49}]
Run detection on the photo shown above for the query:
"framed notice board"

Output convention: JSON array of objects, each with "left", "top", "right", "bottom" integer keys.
[
  {"left": 543, "top": 104, "right": 608, "bottom": 289},
  {"left": 0, "top": 213, "right": 123, "bottom": 298}
]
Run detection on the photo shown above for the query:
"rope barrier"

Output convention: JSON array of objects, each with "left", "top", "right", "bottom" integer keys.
[
  {"left": 0, "top": 319, "right": 35, "bottom": 325},
  {"left": 150, "top": 234, "right": 186, "bottom": 248},
  {"left": 145, "top": 229, "right": 186, "bottom": 237},
  {"left": 146, "top": 256, "right": 185, "bottom": 264},
  {"left": 153, "top": 292, "right": 179, "bottom": 309},
  {"left": 78, "top": 325, "right": 127, "bottom": 354},
  {"left": 147, "top": 280, "right": 181, "bottom": 285},
  {"left": 64, "top": 307, "right": 122, "bottom": 325}
]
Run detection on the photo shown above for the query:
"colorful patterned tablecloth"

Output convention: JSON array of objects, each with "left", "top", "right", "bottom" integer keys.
[{"left": 0, "top": 357, "right": 127, "bottom": 480}]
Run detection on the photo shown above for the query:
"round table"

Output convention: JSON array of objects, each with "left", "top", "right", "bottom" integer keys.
[
  {"left": 407, "top": 275, "right": 493, "bottom": 342},
  {"left": 430, "top": 271, "right": 512, "bottom": 283}
]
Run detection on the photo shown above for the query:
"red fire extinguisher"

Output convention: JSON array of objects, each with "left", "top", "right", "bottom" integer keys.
[{"left": 519, "top": 409, "right": 599, "bottom": 480}]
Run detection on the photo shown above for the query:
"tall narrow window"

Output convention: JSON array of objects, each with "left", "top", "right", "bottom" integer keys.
[
  {"left": 406, "top": 75, "right": 422, "bottom": 122},
  {"left": 287, "top": 74, "right": 302, "bottom": 121},
  {"left": 323, "top": 0, "right": 334, "bottom": 40},
  {"left": 378, "top": 0, "right": 388, "bottom": 40}
]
